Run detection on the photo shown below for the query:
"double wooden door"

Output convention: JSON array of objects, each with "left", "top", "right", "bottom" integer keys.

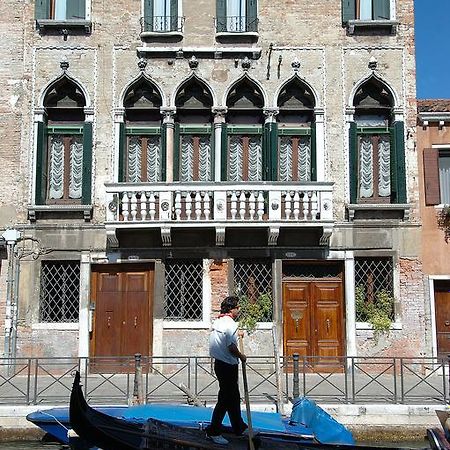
[
  {"left": 283, "top": 280, "right": 344, "bottom": 369},
  {"left": 434, "top": 282, "right": 450, "bottom": 359},
  {"left": 90, "top": 264, "right": 154, "bottom": 371}
]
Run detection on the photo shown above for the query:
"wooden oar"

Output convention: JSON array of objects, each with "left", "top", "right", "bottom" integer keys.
[{"left": 239, "top": 333, "right": 255, "bottom": 450}]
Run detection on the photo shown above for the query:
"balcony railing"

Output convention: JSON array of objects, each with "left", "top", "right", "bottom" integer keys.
[
  {"left": 140, "top": 15, "right": 185, "bottom": 34},
  {"left": 215, "top": 16, "right": 258, "bottom": 33},
  {"left": 105, "top": 182, "right": 334, "bottom": 246}
]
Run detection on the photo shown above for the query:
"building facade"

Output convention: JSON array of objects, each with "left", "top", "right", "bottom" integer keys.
[
  {"left": 417, "top": 100, "right": 450, "bottom": 361},
  {"left": 0, "top": 0, "right": 425, "bottom": 367}
]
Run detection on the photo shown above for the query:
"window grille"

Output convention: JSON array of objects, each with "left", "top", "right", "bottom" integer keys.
[
  {"left": 234, "top": 260, "right": 273, "bottom": 322},
  {"left": 39, "top": 261, "right": 80, "bottom": 322},
  {"left": 164, "top": 260, "right": 203, "bottom": 321},
  {"left": 354, "top": 257, "right": 394, "bottom": 322}
]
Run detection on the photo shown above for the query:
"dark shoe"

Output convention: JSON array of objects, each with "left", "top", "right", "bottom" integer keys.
[
  {"left": 235, "top": 424, "right": 248, "bottom": 436},
  {"left": 207, "top": 434, "right": 229, "bottom": 445}
]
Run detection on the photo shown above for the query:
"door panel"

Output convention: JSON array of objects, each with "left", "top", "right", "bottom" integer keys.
[
  {"left": 283, "top": 279, "right": 344, "bottom": 371},
  {"left": 91, "top": 265, "right": 154, "bottom": 372},
  {"left": 435, "top": 288, "right": 450, "bottom": 358}
]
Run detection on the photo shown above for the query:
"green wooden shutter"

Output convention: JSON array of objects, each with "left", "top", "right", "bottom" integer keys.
[
  {"left": 82, "top": 122, "right": 93, "bottom": 204},
  {"left": 221, "top": 124, "right": 228, "bottom": 181},
  {"left": 270, "top": 122, "right": 278, "bottom": 181},
  {"left": 342, "top": 0, "right": 355, "bottom": 23},
  {"left": 35, "top": 0, "right": 50, "bottom": 19},
  {"left": 393, "top": 121, "right": 406, "bottom": 203},
  {"left": 35, "top": 121, "right": 48, "bottom": 205},
  {"left": 144, "top": 0, "right": 154, "bottom": 32},
  {"left": 263, "top": 123, "right": 270, "bottom": 181},
  {"left": 246, "top": 0, "right": 257, "bottom": 32},
  {"left": 373, "top": 0, "right": 390, "bottom": 20},
  {"left": 67, "top": 0, "right": 85, "bottom": 19},
  {"left": 170, "top": 0, "right": 178, "bottom": 31},
  {"left": 118, "top": 123, "right": 125, "bottom": 182},
  {"left": 310, "top": 123, "right": 316, "bottom": 181},
  {"left": 173, "top": 123, "right": 180, "bottom": 181},
  {"left": 216, "top": 0, "right": 226, "bottom": 32},
  {"left": 349, "top": 122, "right": 358, "bottom": 203},
  {"left": 161, "top": 124, "right": 167, "bottom": 181}
]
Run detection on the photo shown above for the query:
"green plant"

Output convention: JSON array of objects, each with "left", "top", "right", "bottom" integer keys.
[
  {"left": 355, "top": 285, "right": 394, "bottom": 337},
  {"left": 238, "top": 293, "right": 273, "bottom": 334},
  {"left": 437, "top": 205, "right": 450, "bottom": 243}
]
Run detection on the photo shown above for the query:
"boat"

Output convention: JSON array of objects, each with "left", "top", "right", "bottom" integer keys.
[
  {"left": 28, "top": 370, "right": 354, "bottom": 447},
  {"left": 69, "top": 371, "right": 424, "bottom": 450},
  {"left": 427, "top": 410, "right": 450, "bottom": 450}
]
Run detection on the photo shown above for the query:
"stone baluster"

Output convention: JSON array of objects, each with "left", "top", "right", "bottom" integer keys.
[
  {"left": 175, "top": 191, "right": 182, "bottom": 220},
  {"left": 302, "top": 192, "right": 309, "bottom": 220},
  {"left": 122, "top": 192, "right": 130, "bottom": 221},
  {"left": 149, "top": 192, "right": 156, "bottom": 220},
  {"left": 249, "top": 192, "right": 256, "bottom": 220},
  {"left": 257, "top": 191, "right": 264, "bottom": 220},
  {"left": 130, "top": 193, "right": 138, "bottom": 221},
  {"left": 293, "top": 191, "right": 300, "bottom": 220},
  {"left": 195, "top": 192, "right": 202, "bottom": 220},
  {"left": 140, "top": 192, "right": 148, "bottom": 221},
  {"left": 185, "top": 192, "right": 193, "bottom": 220},
  {"left": 230, "top": 191, "right": 238, "bottom": 220},
  {"left": 239, "top": 191, "right": 246, "bottom": 220},
  {"left": 204, "top": 192, "right": 211, "bottom": 220},
  {"left": 311, "top": 191, "right": 318, "bottom": 220},
  {"left": 285, "top": 191, "right": 292, "bottom": 220}
]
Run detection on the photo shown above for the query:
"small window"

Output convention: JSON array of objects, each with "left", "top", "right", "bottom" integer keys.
[
  {"left": 354, "top": 257, "right": 394, "bottom": 323},
  {"left": 164, "top": 260, "right": 203, "bottom": 321},
  {"left": 423, "top": 148, "right": 450, "bottom": 206},
  {"left": 142, "top": 0, "right": 183, "bottom": 33},
  {"left": 342, "top": 0, "right": 391, "bottom": 21},
  {"left": 39, "top": 261, "right": 80, "bottom": 323},
  {"left": 439, "top": 151, "right": 450, "bottom": 204},
  {"left": 216, "top": 0, "right": 258, "bottom": 33},
  {"left": 35, "top": 0, "right": 87, "bottom": 21}
]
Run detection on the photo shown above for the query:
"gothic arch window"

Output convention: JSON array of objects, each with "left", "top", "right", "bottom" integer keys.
[
  {"left": 174, "top": 78, "right": 213, "bottom": 182},
  {"left": 276, "top": 78, "right": 316, "bottom": 182},
  {"left": 36, "top": 77, "right": 92, "bottom": 205},
  {"left": 349, "top": 77, "right": 406, "bottom": 204},
  {"left": 223, "top": 78, "right": 264, "bottom": 182},
  {"left": 121, "top": 78, "right": 164, "bottom": 183}
]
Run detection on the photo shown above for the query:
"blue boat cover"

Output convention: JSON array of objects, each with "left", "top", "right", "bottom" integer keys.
[{"left": 289, "top": 397, "right": 355, "bottom": 445}]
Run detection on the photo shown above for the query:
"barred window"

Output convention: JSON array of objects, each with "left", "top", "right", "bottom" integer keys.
[
  {"left": 355, "top": 257, "right": 394, "bottom": 322},
  {"left": 234, "top": 259, "right": 273, "bottom": 322},
  {"left": 164, "top": 260, "right": 203, "bottom": 321},
  {"left": 39, "top": 261, "right": 80, "bottom": 323}
]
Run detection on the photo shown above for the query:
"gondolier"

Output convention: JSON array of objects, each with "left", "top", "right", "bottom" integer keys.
[{"left": 206, "top": 296, "right": 248, "bottom": 445}]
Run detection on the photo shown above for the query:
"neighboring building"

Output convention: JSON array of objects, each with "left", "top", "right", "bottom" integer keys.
[
  {"left": 417, "top": 100, "right": 450, "bottom": 360},
  {"left": 0, "top": 0, "right": 424, "bottom": 368}
]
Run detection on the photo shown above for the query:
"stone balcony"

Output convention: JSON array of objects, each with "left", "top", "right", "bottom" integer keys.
[{"left": 104, "top": 182, "right": 334, "bottom": 247}]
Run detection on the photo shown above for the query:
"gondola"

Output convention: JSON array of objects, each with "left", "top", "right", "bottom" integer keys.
[{"left": 69, "top": 371, "right": 427, "bottom": 450}]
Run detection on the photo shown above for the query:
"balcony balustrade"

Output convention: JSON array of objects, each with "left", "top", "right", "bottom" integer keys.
[{"left": 105, "top": 182, "right": 334, "bottom": 246}]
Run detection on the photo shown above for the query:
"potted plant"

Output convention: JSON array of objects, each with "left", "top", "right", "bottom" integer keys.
[{"left": 437, "top": 205, "right": 450, "bottom": 243}]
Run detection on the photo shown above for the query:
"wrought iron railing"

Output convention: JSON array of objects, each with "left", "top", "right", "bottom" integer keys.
[
  {"left": 140, "top": 15, "right": 185, "bottom": 33},
  {"left": 0, "top": 355, "right": 448, "bottom": 406},
  {"left": 215, "top": 16, "right": 258, "bottom": 33}
]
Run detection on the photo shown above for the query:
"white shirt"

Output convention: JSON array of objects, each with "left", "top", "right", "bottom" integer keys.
[{"left": 209, "top": 315, "right": 239, "bottom": 365}]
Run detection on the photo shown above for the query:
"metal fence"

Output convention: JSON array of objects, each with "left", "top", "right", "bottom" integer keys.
[{"left": 0, "top": 355, "right": 448, "bottom": 406}]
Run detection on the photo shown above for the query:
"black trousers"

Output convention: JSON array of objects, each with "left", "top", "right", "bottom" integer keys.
[{"left": 207, "top": 359, "right": 247, "bottom": 436}]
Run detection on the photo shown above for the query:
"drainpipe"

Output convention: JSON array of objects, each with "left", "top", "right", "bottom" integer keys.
[{"left": 2, "top": 229, "right": 22, "bottom": 365}]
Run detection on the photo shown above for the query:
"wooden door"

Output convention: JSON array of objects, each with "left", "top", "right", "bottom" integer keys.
[
  {"left": 283, "top": 280, "right": 344, "bottom": 370},
  {"left": 434, "top": 283, "right": 450, "bottom": 359},
  {"left": 90, "top": 264, "right": 154, "bottom": 372}
]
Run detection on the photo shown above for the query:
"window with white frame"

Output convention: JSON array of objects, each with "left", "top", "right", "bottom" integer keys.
[
  {"left": 39, "top": 261, "right": 80, "bottom": 323},
  {"left": 35, "top": 0, "right": 87, "bottom": 20},
  {"left": 342, "top": 0, "right": 391, "bottom": 21},
  {"left": 424, "top": 147, "right": 450, "bottom": 205},
  {"left": 164, "top": 260, "right": 203, "bottom": 321}
]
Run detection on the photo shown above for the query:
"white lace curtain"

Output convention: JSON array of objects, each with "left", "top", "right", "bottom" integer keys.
[
  {"left": 359, "top": 135, "right": 390, "bottom": 199},
  {"left": 180, "top": 135, "right": 212, "bottom": 182},
  {"left": 229, "top": 135, "right": 262, "bottom": 181},
  {"left": 49, "top": 135, "right": 83, "bottom": 200},
  {"left": 128, "top": 136, "right": 162, "bottom": 182},
  {"left": 279, "top": 136, "right": 311, "bottom": 181}
]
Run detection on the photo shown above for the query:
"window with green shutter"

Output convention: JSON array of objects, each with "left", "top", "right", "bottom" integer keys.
[
  {"left": 143, "top": 0, "right": 181, "bottom": 32},
  {"left": 216, "top": 0, "right": 258, "bottom": 33},
  {"left": 36, "top": 76, "right": 92, "bottom": 205},
  {"left": 35, "top": 0, "right": 86, "bottom": 20},
  {"left": 342, "top": 0, "right": 391, "bottom": 21}
]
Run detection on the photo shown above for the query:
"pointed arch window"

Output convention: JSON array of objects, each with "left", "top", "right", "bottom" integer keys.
[
  {"left": 276, "top": 79, "right": 316, "bottom": 182},
  {"left": 36, "top": 77, "right": 92, "bottom": 205},
  {"left": 349, "top": 77, "right": 406, "bottom": 204},
  {"left": 122, "top": 79, "right": 164, "bottom": 183},
  {"left": 174, "top": 78, "right": 213, "bottom": 182},
  {"left": 223, "top": 78, "right": 264, "bottom": 182}
]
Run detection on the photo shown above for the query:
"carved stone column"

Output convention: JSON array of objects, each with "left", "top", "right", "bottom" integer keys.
[
  {"left": 212, "top": 107, "right": 227, "bottom": 181},
  {"left": 161, "top": 107, "right": 176, "bottom": 182}
]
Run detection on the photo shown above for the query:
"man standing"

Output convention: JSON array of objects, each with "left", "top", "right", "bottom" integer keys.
[{"left": 206, "top": 296, "right": 248, "bottom": 445}]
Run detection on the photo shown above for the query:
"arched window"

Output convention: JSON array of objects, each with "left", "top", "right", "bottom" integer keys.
[
  {"left": 122, "top": 78, "right": 163, "bottom": 182},
  {"left": 349, "top": 77, "right": 406, "bottom": 204},
  {"left": 174, "top": 78, "right": 213, "bottom": 182},
  {"left": 277, "top": 78, "right": 316, "bottom": 182},
  {"left": 36, "top": 77, "right": 91, "bottom": 205},
  {"left": 223, "top": 78, "right": 264, "bottom": 181}
]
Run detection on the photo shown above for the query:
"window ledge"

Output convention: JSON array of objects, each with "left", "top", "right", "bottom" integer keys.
[
  {"left": 347, "top": 203, "right": 411, "bottom": 221},
  {"left": 163, "top": 321, "right": 210, "bottom": 329},
  {"left": 215, "top": 31, "right": 259, "bottom": 43},
  {"left": 32, "top": 322, "right": 79, "bottom": 330},
  {"left": 346, "top": 19, "right": 398, "bottom": 35},
  {"left": 356, "top": 321, "right": 402, "bottom": 331},
  {"left": 28, "top": 204, "right": 93, "bottom": 222},
  {"left": 36, "top": 19, "right": 92, "bottom": 33},
  {"left": 140, "top": 31, "right": 183, "bottom": 38}
]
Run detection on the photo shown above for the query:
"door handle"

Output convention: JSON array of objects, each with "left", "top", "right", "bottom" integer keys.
[
  {"left": 326, "top": 318, "right": 331, "bottom": 333},
  {"left": 445, "top": 321, "right": 450, "bottom": 326},
  {"left": 134, "top": 316, "right": 138, "bottom": 327}
]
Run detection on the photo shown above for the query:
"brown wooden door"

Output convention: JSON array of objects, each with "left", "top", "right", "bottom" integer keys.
[
  {"left": 283, "top": 280, "right": 344, "bottom": 370},
  {"left": 435, "top": 284, "right": 450, "bottom": 359},
  {"left": 91, "top": 264, "right": 154, "bottom": 372}
]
